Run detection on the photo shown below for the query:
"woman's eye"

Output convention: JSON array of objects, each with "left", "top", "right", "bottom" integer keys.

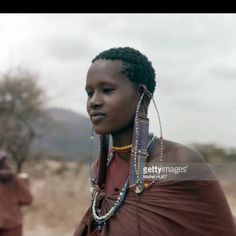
[
  {"left": 103, "top": 88, "right": 114, "bottom": 94},
  {"left": 86, "top": 91, "right": 94, "bottom": 97}
]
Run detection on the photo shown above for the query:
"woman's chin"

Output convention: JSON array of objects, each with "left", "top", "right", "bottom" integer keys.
[{"left": 94, "top": 127, "right": 111, "bottom": 136}]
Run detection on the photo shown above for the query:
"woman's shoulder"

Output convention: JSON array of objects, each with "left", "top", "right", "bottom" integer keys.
[
  {"left": 149, "top": 138, "right": 213, "bottom": 182},
  {"left": 150, "top": 137, "right": 206, "bottom": 164}
]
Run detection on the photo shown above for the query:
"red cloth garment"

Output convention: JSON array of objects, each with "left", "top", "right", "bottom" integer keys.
[
  {"left": 74, "top": 153, "right": 236, "bottom": 236},
  {"left": 0, "top": 174, "right": 33, "bottom": 234},
  {"left": 0, "top": 225, "right": 22, "bottom": 236}
]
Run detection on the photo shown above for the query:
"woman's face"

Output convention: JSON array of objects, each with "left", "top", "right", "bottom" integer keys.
[{"left": 86, "top": 59, "right": 140, "bottom": 135}]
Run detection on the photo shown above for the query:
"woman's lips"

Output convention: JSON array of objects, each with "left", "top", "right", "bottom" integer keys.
[{"left": 91, "top": 114, "right": 106, "bottom": 123}]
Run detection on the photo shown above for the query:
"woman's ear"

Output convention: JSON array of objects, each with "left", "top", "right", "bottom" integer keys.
[
  {"left": 138, "top": 84, "right": 148, "bottom": 95},
  {"left": 138, "top": 84, "right": 150, "bottom": 114}
]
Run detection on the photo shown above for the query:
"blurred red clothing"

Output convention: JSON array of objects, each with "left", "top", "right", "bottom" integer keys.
[{"left": 0, "top": 162, "right": 33, "bottom": 236}]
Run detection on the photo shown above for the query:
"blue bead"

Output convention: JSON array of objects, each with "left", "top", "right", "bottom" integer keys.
[{"left": 97, "top": 223, "right": 103, "bottom": 232}]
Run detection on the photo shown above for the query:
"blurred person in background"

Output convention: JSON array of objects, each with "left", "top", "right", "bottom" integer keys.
[{"left": 0, "top": 150, "right": 33, "bottom": 236}]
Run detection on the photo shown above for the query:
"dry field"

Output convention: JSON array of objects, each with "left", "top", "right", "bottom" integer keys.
[
  {"left": 22, "top": 160, "right": 236, "bottom": 236},
  {"left": 23, "top": 160, "right": 91, "bottom": 236}
]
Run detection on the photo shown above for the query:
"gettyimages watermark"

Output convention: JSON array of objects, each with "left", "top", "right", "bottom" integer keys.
[
  {"left": 143, "top": 165, "right": 189, "bottom": 180},
  {"left": 142, "top": 162, "right": 236, "bottom": 181}
]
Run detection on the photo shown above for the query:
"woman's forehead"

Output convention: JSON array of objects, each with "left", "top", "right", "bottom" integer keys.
[
  {"left": 88, "top": 59, "right": 124, "bottom": 76},
  {"left": 86, "top": 59, "right": 129, "bottom": 86}
]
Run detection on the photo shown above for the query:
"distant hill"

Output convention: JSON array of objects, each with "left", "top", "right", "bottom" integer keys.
[{"left": 31, "top": 108, "right": 99, "bottom": 160}]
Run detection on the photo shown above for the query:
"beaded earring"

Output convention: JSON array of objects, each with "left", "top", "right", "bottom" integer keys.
[
  {"left": 97, "top": 134, "right": 109, "bottom": 188},
  {"left": 89, "top": 127, "right": 95, "bottom": 185},
  {"left": 130, "top": 87, "right": 164, "bottom": 194},
  {"left": 88, "top": 128, "right": 110, "bottom": 193}
]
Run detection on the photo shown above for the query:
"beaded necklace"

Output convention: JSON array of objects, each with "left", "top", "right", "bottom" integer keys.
[
  {"left": 112, "top": 144, "right": 132, "bottom": 152},
  {"left": 89, "top": 134, "right": 157, "bottom": 232}
]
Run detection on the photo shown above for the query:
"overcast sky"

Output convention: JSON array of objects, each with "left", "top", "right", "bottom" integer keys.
[{"left": 0, "top": 14, "right": 235, "bottom": 148}]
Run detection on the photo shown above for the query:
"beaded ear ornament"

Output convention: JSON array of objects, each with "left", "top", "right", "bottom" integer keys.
[{"left": 130, "top": 88, "right": 164, "bottom": 193}]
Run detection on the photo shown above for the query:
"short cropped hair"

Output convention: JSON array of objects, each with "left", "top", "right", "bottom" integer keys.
[{"left": 92, "top": 47, "right": 156, "bottom": 94}]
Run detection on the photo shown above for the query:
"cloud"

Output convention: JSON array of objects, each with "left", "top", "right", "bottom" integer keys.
[
  {"left": 43, "top": 36, "right": 96, "bottom": 61},
  {"left": 210, "top": 66, "right": 236, "bottom": 80}
]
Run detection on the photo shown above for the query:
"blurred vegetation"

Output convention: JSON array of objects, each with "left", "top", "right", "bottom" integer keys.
[
  {"left": 0, "top": 68, "right": 48, "bottom": 172},
  {"left": 191, "top": 143, "right": 236, "bottom": 162}
]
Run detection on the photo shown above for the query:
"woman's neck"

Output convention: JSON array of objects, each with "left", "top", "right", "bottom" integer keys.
[
  {"left": 110, "top": 126, "right": 133, "bottom": 161},
  {"left": 111, "top": 126, "right": 133, "bottom": 147}
]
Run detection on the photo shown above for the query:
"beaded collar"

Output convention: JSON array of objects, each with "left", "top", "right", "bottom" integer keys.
[
  {"left": 91, "top": 134, "right": 157, "bottom": 232},
  {"left": 112, "top": 144, "right": 132, "bottom": 152}
]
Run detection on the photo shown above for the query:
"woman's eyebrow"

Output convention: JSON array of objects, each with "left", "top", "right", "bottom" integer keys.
[
  {"left": 85, "top": 81, "right": 117, "bottom": 90},
  {"left": 100, "top": 81, "right": 117, "bottom": 86}
]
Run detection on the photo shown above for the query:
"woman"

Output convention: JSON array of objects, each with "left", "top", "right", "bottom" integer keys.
[
  {"left": 74, "top": 47, "right": 236, "bottom": 236},
  {"left": 0, "top": 151, "right": 33, "bottom": 236}
]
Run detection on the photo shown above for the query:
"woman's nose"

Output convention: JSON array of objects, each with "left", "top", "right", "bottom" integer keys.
[{"left": 89, "top": 92, "right": 103, "bottom": 108}]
